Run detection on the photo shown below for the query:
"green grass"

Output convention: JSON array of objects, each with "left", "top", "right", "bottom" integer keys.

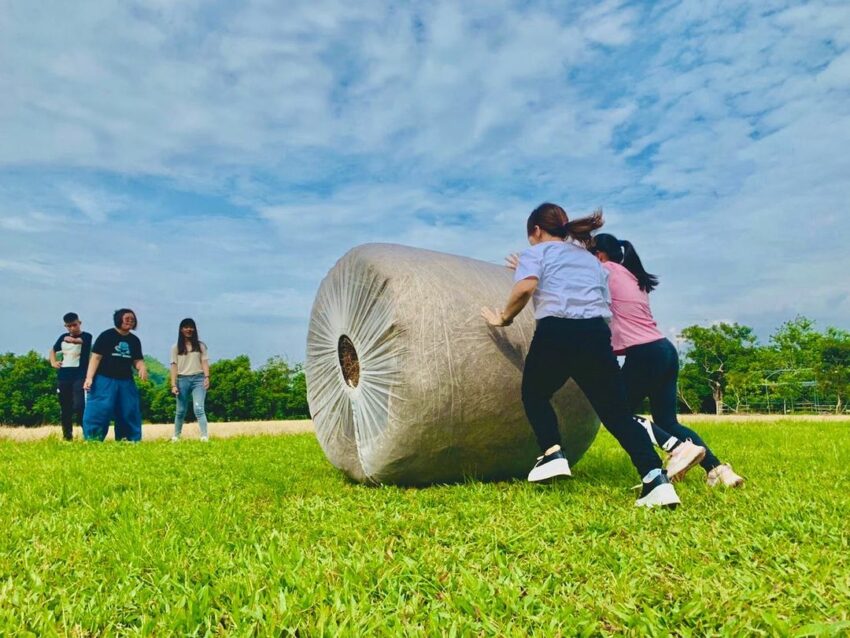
[{"left": 1, "top": 421, "right": 848, "bottom": 637}]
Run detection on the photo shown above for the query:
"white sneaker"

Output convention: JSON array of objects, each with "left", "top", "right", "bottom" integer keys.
[
  {"left": 665, "top": 439, "right": 706, "bottom": 482},
  {"left": 200, "top": 436, "right": 209, "bottom": 442},
  {"left": 527, "top": 449, "right": 572, "bottom": 483},
  {"left": 170, "top": 436, "right": 180, "bottom": 443},
  {"left": 706, "top": 463, "right": 744, "bottom": 487},
  {"left": 635, "top": 471, "right": 681, "bottom": 509}
]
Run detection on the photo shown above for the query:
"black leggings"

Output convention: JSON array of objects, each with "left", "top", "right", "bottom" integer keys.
[
  {"left": 521, "top": 317, "right": 663, "bottom": 478},
  {"left": 57, "top": 378, "right": 85, "bottom": 441},
  {"left": 621, "top": 338, "right": 721, "bottom": 471}
]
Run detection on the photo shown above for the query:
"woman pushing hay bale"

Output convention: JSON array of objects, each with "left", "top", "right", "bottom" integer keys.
[{"left": 305, "top": 243, "right": 599, "bottom": 485}]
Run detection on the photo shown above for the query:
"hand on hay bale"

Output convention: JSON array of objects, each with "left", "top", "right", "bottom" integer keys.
[{"left": 481, "top": 306, "right": 512, "bottom": 327}]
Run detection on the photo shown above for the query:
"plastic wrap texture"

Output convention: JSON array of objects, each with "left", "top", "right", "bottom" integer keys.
[{"left": 305, "top": 243, "right": 600, "bottom": 485}]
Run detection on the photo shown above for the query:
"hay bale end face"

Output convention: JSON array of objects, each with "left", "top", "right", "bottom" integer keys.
[{"left": 305, "top": 243, "right": 600, "bottom": 485}]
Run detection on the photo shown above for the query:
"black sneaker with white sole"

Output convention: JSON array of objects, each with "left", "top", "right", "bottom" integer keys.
[
  {"left": 634, "top": 471, "right": 681, "bottom": 509},
  {"left": 527, "top": 449, "right": 572, "bottom": 483}
]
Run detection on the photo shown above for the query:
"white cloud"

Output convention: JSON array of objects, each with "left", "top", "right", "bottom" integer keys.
[
  {"left": 0, "top": 211, "right": 62, "bottom": 233},
  {"left": 63, "top": 186, "right": 127, "bottom": 222}
]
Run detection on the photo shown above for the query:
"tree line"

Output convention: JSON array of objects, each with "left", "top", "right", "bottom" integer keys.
[
  {"left": 0, "top": 353, "right": 308, "bottom": 426},
  {"left": 677, "top": 316, "right": 850, "bottom": 414},
  {"left": 1, "top": 315, "right": 848, "bottom": 426}
]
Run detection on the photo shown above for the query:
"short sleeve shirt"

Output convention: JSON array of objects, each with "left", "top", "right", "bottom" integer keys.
[
  {"left": 53, "top": 332, "right": 93, "bottom": 381},
  {"left": 92, "top": 329, "right": 143, "bottom": 380},
  {"left": 514, "top": 241, "right": 611, "bottom": 321},
  {"left": 603, "top": 261, "right": 664, "bottom": 354},
  {"left": 170, "top": 342, "right": 208, "bottom": 376}
]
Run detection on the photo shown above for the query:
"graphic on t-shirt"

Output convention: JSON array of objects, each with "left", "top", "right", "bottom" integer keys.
[
  {"left": 113, "top": 341, "right": 132, "bottom": 358},
  {"left": 60, "top": 338, "right": 83, "bottom": 368}
]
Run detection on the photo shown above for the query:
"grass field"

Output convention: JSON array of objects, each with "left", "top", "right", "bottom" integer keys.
[{"left": 1, "top": 421, "right": 848, "bottom": 636}]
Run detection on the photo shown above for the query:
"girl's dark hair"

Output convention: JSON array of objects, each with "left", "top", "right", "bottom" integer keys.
[
  {"left": 177, "top": 318, "right": 203, "bottom": 355},
  {"left": 526, "top": 203, "right": 604, "bottom": 246},
  {"left": 113, "top": 308, "right": 137, "bottom": 329},
  {"left": 591, "top": 233, "right": 659, "bottom": 293}
]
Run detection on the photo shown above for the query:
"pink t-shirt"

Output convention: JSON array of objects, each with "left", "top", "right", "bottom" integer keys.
[{"left": 603, "top": 261, "right": 664, "bottom": 354}]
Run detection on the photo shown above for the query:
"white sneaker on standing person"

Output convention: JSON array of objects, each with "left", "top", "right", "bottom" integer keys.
[{"left": 482, "top": 203, "right": 680, "bottom": 508}]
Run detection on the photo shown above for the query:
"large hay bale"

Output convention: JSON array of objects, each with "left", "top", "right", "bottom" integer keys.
[{"left": 305, "top": 243, "right": 600, "bottom": 485}]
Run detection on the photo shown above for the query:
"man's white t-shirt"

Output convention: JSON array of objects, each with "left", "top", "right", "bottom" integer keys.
[{"left": 514, "top": 241, "right": 611, "bottom": 321}]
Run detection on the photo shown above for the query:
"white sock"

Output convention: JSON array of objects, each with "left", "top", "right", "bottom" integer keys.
[
  {"left": 662, "top": 437, "right": 679, "bottom": 453},
  {"left": 636, "top": 417, "right": 659, "bottom": 446}
]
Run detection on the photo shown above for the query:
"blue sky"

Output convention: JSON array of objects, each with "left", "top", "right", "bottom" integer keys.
[{"left": 2, "top": 0, "right": 849, "bottom": 365}]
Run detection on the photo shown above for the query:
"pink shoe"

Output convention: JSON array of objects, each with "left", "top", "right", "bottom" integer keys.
[
  {"left": 706, "top": 463, "right": 745, "bottom": 488},
  {"left": 665, "top": 440, "right": 706, "bottom": 482}
]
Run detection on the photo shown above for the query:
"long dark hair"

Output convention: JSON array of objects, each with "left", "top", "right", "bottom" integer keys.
[
  {"left": 177, "top": 318, "right": 203, "bottom": 355},
  {"left": 527, "top": 203, "right": 604, "bottom": 246},
  {"left": 591, "top": 233, "right": 659, "bottom": 293}
]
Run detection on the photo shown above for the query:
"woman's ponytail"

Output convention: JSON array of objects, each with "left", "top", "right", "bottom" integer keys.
[
  {"left": 563, "top": 208, "right": 604, "bottom": 246},
  {"left": 619, "top": 239, "right": 659, "bottom": 293},
  {"left": 526, "top": 203, "right": 604, "bottom": 245}
]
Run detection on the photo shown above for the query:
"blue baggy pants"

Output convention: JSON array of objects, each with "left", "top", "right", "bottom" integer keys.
[{"left": 83, "top": 375, "right": 142, "bottom": 441}]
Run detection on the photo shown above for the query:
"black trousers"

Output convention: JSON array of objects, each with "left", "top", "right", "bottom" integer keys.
[
  {"left": 521, "top": 317, "right": 663, "bottom": 478},
  {"left": 622, "top": 338, "right": 721, "bottom": 471},
  {"left": 57, "top": 378, "right": 85, "bottom": 440}
]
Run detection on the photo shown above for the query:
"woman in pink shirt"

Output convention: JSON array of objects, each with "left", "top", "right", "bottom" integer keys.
[{"left": 590, "top": 233, "right": 744, "bottom": 487}]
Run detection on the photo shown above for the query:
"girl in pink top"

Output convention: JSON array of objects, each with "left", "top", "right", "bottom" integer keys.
[{"left": 590, "top": 233, "right": 744, "bottom": 487}]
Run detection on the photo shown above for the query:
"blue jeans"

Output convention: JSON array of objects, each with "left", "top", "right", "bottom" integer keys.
[
  {"left": 83, "top": 376, "right": 142, "bottom": 441},
  {"left": 174, "top": 374, "right": 208, "bottom": 438},
  {"left": 621, "top": 338, "right": 721, "bottom": 471}
]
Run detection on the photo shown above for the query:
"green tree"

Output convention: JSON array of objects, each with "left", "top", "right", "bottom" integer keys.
[
  {"left": 679, "top": 323, "right": 758, "bottom": 414},
  {"left": 256, "top": 356, "right": 293, "bottom": 419},
  {"left": 288, "top": 364, "right": 309, "bottom": 418},
  {"left": 817, "top": 328, "right": 850, "bottom": 413},
  {"left": 763, "top": 316, "right": 821, "bottom": 409},
  {"left": 205, "top": 355, "right": 259, "bottom": 421},
  {"left": 136, "top": 378, "right": 174, "bottom": 424},
  {"left": 0, "top": 351, "right": 60, "bottom": 425}
]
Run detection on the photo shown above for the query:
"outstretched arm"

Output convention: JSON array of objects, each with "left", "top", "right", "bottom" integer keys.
[{"left": 481, "top": 277, "right": 538, "bottom": 327}]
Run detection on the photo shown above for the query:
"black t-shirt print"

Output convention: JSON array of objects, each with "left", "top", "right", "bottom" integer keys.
[
  {"left": 53, "top": 332, "right": 93, "bottom": 381},
  {"left": 92, "top": 329, "right": 143, "bottom": 380}
]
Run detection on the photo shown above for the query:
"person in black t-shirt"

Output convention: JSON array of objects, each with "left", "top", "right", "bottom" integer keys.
[
  {"left": 49, "top": 312, "right": 93, "bottom": 440},
  {"left": 82, "top": 308, "right": 149, "bottom": 441}
]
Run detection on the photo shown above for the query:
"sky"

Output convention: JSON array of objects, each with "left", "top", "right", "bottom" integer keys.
[{"left": 2, "top": 0, "right": 849, "bottom": 365}]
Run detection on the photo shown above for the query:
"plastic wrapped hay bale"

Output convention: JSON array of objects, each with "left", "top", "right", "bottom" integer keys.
[{"left": 305, "top": 243, "right": 600, "bottom": 485}]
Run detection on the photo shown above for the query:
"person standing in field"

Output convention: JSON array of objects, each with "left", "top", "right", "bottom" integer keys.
[
  {"left": 170, "top": 318, "right": 211, "bottom": 442},
  {"left": 48, "top": 312, "right": 93, "bottom": 440},
  {"left": 482, "top": 203, "right": 681, "bottom": 508},
  {"left": 588, "top": 233, "right": 744, "bottom": 487},
  {"left": 82, "top": 308, "right": 148, "bottom": 441}
]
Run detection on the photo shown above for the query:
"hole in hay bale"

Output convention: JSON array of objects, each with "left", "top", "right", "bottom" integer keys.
[{"left": 337, "top": 335, "right": 360, "bottom": 388}]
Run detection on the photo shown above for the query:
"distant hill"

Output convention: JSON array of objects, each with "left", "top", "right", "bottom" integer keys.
[{"left": 144, "top": 355, "right": 169, "bottom": 385}]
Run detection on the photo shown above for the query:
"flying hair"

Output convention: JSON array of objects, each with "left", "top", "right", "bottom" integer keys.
[{"left": 527, "top": 203, "right": 604, "bottom": 247}]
